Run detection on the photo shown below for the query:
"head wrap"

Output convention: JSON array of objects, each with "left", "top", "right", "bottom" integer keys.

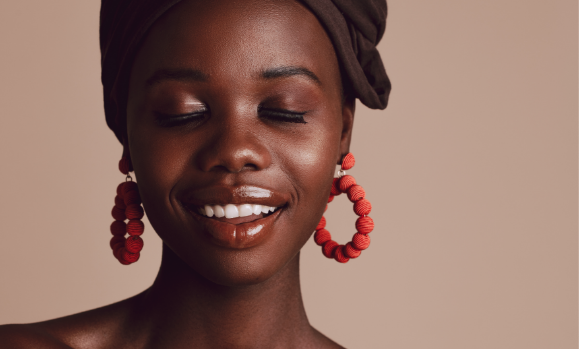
[{"left": 100, "top": 0, "right": 391, "bottom": 143}]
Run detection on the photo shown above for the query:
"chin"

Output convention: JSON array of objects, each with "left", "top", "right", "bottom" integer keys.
[{"left": 174, "top": 243, "right": 297, "bottom": 288}]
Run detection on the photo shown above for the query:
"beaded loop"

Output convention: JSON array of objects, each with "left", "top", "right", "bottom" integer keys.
[
  {"left": 341, "top": 153, "right": 355, "bottom": 170},
  {"left": 339, "top": 175, "right": 356, "bottom": 192},
  {"left": 110, "top": 221, "right": 127, "bottom": 236},
  {"left": 110, "top": 156, "right": 145, "bottom": 265},
  {"left": 119, "top": 157, "right": 130, "bottom": 175},
  {"left": 313, "top": 153, "right": 374, "bottom": 263},
  {"left": 330, "top": 178, "right": 342, "bottom": 196},
  {"left": 316, "top": 216, "right": 327, "bottom": 230},
  {"left": 333, "top": 245, "right": 350, "bottom": 263},
  {"left": 127, "top": 219, "right": 145, "bottom": 236},
  {"left": 125, "top": 236, "right": 144, "bottom": 253},
  {"left": 322, "top": 240, "right": 339, "bottom": 258},
  {"left": 314, "top": 229, "right": 331, "bottom": 245},
  {"left": 344, "top": 242, "right": 362, "bottom": 258}
]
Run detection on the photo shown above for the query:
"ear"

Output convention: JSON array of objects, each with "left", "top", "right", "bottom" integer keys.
[
  {"left": 121, "top": 137, "right": 134, "bottom": 172},
  {"left": 338, "top": 96, "right": 356, "bottom": 165}
]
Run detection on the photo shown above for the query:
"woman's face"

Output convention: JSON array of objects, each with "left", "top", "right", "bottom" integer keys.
[{"left": 126, "top": 0, "right": 354, "bottom": 286}]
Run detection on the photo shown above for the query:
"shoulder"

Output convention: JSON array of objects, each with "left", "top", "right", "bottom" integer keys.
[
  {"left": 0, "top": 293, "right": 141, "bottom": 349},
  {"left": 0, "top": 324, "right": 71, "bottom": 348}
]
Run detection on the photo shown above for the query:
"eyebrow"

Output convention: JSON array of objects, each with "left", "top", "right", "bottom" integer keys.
[
  {"left": 260, "top": 66, "right": 321, "bottom": 85},
  {"left": 145, "top": 68, "right": 208, "bottom": 86},
  {"left": 145, "top": 66, "right": 321, "bottom": 86}
]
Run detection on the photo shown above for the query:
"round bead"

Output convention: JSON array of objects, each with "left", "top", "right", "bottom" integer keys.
[
  {"left": 333, "top": 245, "right": 350, "bottom": 263},
  {"left": 127, "top": 219, "right": 144, "bottom": 236},
  {"left": 110, "top": 221, "right": 126, "bottom": 236},
  {"left": 316, "top": 216, "right": 326, "bottom": 231},
  {"left": 125, "top": 204, "right": 144, "bottom": 220},
  {"left": 352, "top": 233, "right": 371, "bottom": 250},
  {"left": 347, "top": 185, "right": 366, "bottom": 202},
  {"left": 122, "top": 181, "right": 138, "bottom": 196},
  {"left": 118, "top": 157, "right": 130, "bottom": 175},
  {"left": 122, "top": 250, "right": 140, "bottom": 263},
  {"left": 114, "top": 195, "right": 126, "bottom": 209},
  {"left": 330, "top": 178, "right": 341, "bottom": 196},
  {"left": 113, "top": 243, "right": 125, "bottom": 256},
  {"left": 123, "top": 190, "right": 141, "bottom": 206},
  {"left": 111, "top": 206, "right": 126, "bottom": 221},
  {"left": 314, "top": 229, "right": 331, "bottom": 246},
  {"left": 341, "top": 153, "right": 355, "bottom": 170},
  {"left": 125, "top": 236, "right": 144, "bottom": 253},
  {"left": 339, "top": 175, "right": 356, "bottom": 192},
  {"left": 344, "top": 242, "right": 362, "bottom": 258},
  {"left": 328, "top": 195, "right": 334, "bottom": 203},
  {"left": 116, "top": 182, "right": 126, "bottom": 197},
  {"left": 119, "top": 258, "right": 132, "bottom": 265},
  {"left": 113, "top": 246, "right": 123, "bottom": 260},
  {"left": 356, "top": 216, "right": 374, "bottom": 234},
  {"left": 322, "top": 240, "right": 339, "bottom": 258},
  {"left": 353, "top": 199, "right": 372, "bottom": 216},
  {"left": 110, "top": 236, "right": 125, "bottom": 249}
]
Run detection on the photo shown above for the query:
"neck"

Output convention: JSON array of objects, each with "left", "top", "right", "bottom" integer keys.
[{"left": 129, "top": 244, "right": 312, "bottom": 348}]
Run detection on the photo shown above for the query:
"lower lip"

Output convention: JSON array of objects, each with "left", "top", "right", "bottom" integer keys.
[{"left": 185, "top": 206, "right": 282, "bottom": 249}]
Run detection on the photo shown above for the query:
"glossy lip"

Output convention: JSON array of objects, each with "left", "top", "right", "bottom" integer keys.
[
  {"left": 180, "top": 185, "right": 288, "bottom": 249},
  {"left": 180, "top": 185, "right": 287, "bottom": 207}
]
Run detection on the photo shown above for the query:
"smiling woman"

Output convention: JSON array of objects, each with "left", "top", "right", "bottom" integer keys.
[{"left": 0, "top": 0, "right": 389, "bottom": 347}]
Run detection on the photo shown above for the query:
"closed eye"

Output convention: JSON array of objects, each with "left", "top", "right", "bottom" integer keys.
[
  {"left": 155, "top": 110, "right": 208, "bottom": 127},
  {"left": 258, "top": 106, "right": 307, "bottom": 124}
]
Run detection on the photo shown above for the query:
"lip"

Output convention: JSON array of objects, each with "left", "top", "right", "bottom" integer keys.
[
  {"left": 180, "top": 185, "right": 288, "bottom": 249},
  {"left": 181, "top": 185, "right": 287, "bottom": 207}
]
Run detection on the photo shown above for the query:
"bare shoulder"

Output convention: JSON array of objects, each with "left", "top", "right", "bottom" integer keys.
[
  {"left": 0, "top": 324, "right": 72, "bottom": 348},
  {"left": 0, "top": 294, "right": 141, "bottom": 349}
]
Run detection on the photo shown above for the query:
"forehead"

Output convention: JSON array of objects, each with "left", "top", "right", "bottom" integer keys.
[{"left": 131, "top": 0, "right": 339, "bottom": 88}]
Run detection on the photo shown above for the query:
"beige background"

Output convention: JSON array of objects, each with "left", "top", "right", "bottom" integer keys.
[{"left": 0, "top": 1, "right": 576, "bottom": 348}]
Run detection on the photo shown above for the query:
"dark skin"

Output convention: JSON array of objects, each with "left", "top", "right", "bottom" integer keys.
[{"left": 0, "top": 0, "right": 355, "bottom": 347}]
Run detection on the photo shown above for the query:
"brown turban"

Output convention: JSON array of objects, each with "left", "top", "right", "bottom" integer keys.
[{"left": 100, "top": 0, "right": 391, "bottom": 143}]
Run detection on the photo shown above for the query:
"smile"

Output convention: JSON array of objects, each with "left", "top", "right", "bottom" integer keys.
[
  {"left": 180, "top": 185, "right": 287, "bottom": 249},
  {"left": 198, "top": 204, "right": 279, "bottom": 219}
]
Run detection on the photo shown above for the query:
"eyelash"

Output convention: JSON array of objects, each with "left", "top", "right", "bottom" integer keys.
[
  {"left": 155, "top": 107, "right": 308, "bottom": 127},
  {"left": 155, "top": 111, "right": 207, "bottom": 127},
  {"left": 257, "top": 106, "right": 308, "bottom": 124}
]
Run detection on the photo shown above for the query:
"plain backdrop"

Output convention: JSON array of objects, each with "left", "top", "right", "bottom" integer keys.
[{"left": 0, "top": 1, "right": 577, "bottom": 348}]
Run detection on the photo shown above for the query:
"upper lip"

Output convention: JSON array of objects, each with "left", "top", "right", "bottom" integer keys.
[{"left": 179, "top": 185, "right": 289, "bottom": 208}]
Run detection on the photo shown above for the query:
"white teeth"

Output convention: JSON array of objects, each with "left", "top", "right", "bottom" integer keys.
[
  {"left": 198, "top": 204, "right": 278, "bottom": 218},
  {"left": 224, "top": 204, "right": 239, "bottom": 218},
  {"left": 238, "top": 204, "right": 253, "bottom": 217},
  {"left": 213, "top": 205, "right": 225, "bottom": 218}
]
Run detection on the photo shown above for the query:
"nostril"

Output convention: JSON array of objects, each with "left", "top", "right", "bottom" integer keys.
[{"left": 241, "top": 164, "right": 258, "bottom": 171}]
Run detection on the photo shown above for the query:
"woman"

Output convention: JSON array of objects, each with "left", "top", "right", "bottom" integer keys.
[{"left": 1, "top": 0, "right": 389, "bottom": 347}]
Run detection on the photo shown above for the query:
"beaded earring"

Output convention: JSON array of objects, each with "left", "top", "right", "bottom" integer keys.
[
  {"left": 313, "top": 153, "right": 374, "bottom": 263},
  {"left": 109, "top": 156, "right": 145, "bottom": 265}
]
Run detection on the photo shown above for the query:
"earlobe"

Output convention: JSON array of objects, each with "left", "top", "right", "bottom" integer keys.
[
  {"left": 338, "top": 96, "right": 356, "bottom": 165},
  {"left": 121, "top": 137, "right": 134, "bottom": 172}
]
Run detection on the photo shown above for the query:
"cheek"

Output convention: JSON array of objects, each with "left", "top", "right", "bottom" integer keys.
[{"left": 126, "top": 112, "right": 189, "bottom": 224}]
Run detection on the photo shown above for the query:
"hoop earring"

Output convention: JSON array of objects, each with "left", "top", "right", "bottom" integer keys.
[
  {"left": 314, "top": 153, "right": 374, "bottom": 263},
  {"left": 109, "top": 156, "right": 145, "bottom": 265}
]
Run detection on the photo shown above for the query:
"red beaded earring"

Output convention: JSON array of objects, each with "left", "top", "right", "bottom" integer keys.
[
  {"left": 109, "top": 156, "right": 145, "bottom": 265},
  {"left": 313, "top": 153, "right": 374, "bottom": 263}
]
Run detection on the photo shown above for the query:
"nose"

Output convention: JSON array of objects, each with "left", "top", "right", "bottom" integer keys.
[{"left": 195, "top": 111, "right": 272, "bottom": 173}]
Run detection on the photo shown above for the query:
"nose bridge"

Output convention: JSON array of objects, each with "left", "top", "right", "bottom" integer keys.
[{"left": 196, "top": 103, "right": 271, "bottom": 173}]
